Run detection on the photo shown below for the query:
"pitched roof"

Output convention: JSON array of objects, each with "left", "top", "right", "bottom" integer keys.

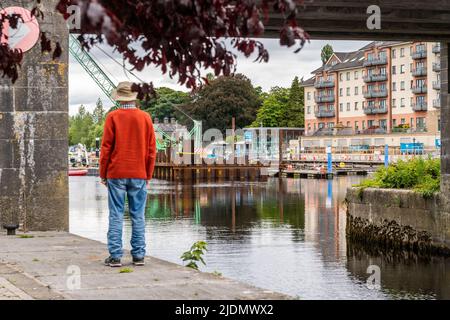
[
  {"left": 327, "top": 50, "right": 365, "bottom": 71},
  {"left": 300, "top": 76, "right": 315, "bottom": 87}
]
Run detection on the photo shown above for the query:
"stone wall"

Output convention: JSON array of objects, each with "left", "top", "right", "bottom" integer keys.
[
  {"left": 441, "top": 43, "right": 450, "bottom": 194},
  {"left": 346, "top": 188, "right": 450, "bottom": 255},
  {"left": 0, "top": 0, "right": 69, "bottom": 231}
]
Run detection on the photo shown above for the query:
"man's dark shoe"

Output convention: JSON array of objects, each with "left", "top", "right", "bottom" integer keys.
[
  {"left": 104, "top": 256, "right": 122, "bottom": 267},
  {"left": 132, "top": 257, "right": 145, "bottom": 266}
]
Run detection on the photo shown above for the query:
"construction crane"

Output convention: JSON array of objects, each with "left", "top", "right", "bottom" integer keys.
[{"left": 68, "top": 34, "right": 202, "bottom": 152}]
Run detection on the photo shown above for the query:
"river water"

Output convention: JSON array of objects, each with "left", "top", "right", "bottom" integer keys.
[{"left": 69, "top": 176, "right": 450, "bottom": 300}]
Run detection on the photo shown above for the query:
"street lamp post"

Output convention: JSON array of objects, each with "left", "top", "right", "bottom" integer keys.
[
  {"left": 95, "top": 137, "right": 100, "bottom": 159},
  {"left": 412, "top": 137, "right": 416, "bottom": 156}
]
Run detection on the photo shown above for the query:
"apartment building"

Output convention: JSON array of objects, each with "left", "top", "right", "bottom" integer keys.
[{"left": 302, "top": 41, "right": 441, "bottom": 148}]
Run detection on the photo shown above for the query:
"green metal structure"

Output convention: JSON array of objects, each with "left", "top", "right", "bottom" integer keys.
[{"left": 68, "top": 34, "right": 202, "bottom": 152}]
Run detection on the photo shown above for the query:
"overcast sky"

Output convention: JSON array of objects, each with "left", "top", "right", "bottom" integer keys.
[{"left": 69, "top": 39, "right": 370, "bottom": 115}]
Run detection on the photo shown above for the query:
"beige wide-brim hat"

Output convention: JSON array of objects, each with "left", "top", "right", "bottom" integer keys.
[{"left": 111, "top": 81, "right": 138, "bottom": 102}]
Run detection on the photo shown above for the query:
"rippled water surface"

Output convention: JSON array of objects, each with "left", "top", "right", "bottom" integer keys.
[{"left": 69, "top": 176, "right": 450, "bottom": 299}]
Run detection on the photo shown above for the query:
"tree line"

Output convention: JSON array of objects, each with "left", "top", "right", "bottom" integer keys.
[{"left": 69, "top": 75, "right": 305, "bottom": 147}]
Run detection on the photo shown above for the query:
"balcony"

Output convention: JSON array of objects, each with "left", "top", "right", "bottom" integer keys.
[
  {"left": 411, "top": 49, "right": 427, "bottom": 60},
  {"left": 433, "top": 81, "right": 441, "bottom": 90},
  {"left": 314, "top": 79, "right": 335, "bottom": 89},
  {"left": 432, "top": 44, "right": 441, "bottom": 54},
  {"left": 363, "top": 73, "right": 388, "bottom": 83},
  {"left": 433, "top": 99, "right": 441, "bottom": 108},
  {"left": 363, "top": 57, "right": 388, "bottom": 67},
  {"left": 314, "top": 94, "right": 335, "bottom": 103},
  {"left": 363, "top": 105, "right": 388, "bottom": 115},
  {"left": 314, "top": 108, "right": 335, "bottom": 118},
  {"left": 411, "top": 67, "right": 427, "bottom": 77},
  {"left": 363, "top": 88, "right": 388, "bottom": 98},
  {"left": 412, "top": 101, "right": 428, "bottom": 111},
  {"left": 432, "top": 62, "right": 441, "bottom": 72},
  {"left": 412, "top": 85, "right": 427, "bottom": 94},
  {"left": 392, "top": 126, "right": 427, "bottom": 133}
]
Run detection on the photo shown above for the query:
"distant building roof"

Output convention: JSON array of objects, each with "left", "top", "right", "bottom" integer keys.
[
  {"left": 327, "top": 50, "right": 365, "bottom": 72},
  {"left": 154, "top": 118, "right": 187, "bottom": 134},
  {"left": 300, "top": 76, "right": 315, "bottom": 87},
  {"left": 304, "top": 41, "right": 413, "bottom": 80}
]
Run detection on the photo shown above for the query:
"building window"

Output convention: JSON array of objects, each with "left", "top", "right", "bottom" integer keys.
[
  {"left": 392, "top": 49, "right": 396, "bottom": 58},
  {"left": 393, "top": 119, "right": 397, "bottom": 127},
  {"left": 401, "top": 118, "right": 405, "bottom": 124},
  {"left": 392, "top": 99, "right": 396, "bottom": 108},
  {"left": 307, "top": 92, "right": 311, "bottom": 100},
  {"left": 346, "top": 87, "right": 350, "bottom": 96},
  {"left": 401, "top": 98, "right": 405, "bottom": 107},
  {"left": 355, "top": 86, "right": 359, "bottom": 95},
  {"left": 346, "top": 121, "right": 351, "bottom": 127},
  {"left": 340, "top": 73, "right": 343, "bottom": 81},
  {"left": 354, "top": 71, "right": 359, "bottom": 80},
  {"left": 392, "top": 66, "right": 396, "bottom": 74},
  {"left": 400, "top": 48, "right": 405, "bottom": 57},
  {"left": 392, "top": 82, "right": 396, "bottom": 91},
  {"left": 339, "top": 88, "right": 343, "bottom": 96},
  {"left": 400, "top": 64, "right": 405, "bottom": 74},
  {"left": 416, "top": 117, "right": 425, "bottom": 128},
  {"left": 307, "top": 106, "right": 311, "bottom": 114},
  {"left": 346, "top": 103, "right": 350, "bottom": 111},
  {"left": 400, "top": 81, "right": 405, "bottom": 90},
  {"left": 355, "top": 102, "right": 359, "bottom": 110},
  {"left": 346, "top": 72, "right": 350, "bottom": 81},
  {"left": 355, "top": 121, "right": 359, "bottom": 131},
  {"left": 362, "top": 120, "right": 365, "bottom": 129},
  {"left": 340, "top": 103, "right": 343, "bottom": 112},
  {"left": 308, "top": 124, "right": 311, "bottom": 131},
  {"left": 328, "top": 122, "right": 334, "bottom": 129}
]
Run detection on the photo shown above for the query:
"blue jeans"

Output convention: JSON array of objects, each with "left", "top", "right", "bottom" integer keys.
[{"left": 107, "top": 179, "right": 148, "bottom": 259}]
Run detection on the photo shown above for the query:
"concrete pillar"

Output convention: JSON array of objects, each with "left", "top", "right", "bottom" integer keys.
[
  {"left": 441, "top": 43, "right": 450, "bottom": 194},
  {"left": 0, "top": 0, "right": 69, "bottom": 231}
]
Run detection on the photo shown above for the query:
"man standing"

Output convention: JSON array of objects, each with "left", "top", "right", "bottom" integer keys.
[{"left": 100, "top": 82, "right": 157, "bottom": 267}]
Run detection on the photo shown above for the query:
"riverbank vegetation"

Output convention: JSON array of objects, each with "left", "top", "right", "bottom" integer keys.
[{"left": 356, "top": 158, "right": 440, "bottom": 198}]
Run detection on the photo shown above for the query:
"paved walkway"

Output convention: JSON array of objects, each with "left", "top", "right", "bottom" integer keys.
[{"left": 0, "top": 232, "right": 289, "bottom": 300}]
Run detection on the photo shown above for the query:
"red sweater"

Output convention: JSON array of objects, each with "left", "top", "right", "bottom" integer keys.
[{"left": 99, "top": 108, "right": 157, "bottom": 180}]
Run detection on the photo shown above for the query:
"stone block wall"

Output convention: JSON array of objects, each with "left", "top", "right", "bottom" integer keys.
[
  {"left": 0, "top": 0, "right": 69, "bottom": 231},
  {"left": 346, "top": 187, "right": 450, "bottom": 255}
]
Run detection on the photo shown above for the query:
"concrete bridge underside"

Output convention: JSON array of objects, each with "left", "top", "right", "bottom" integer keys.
[{"left": 0, "top": 0, "right": 449, "bottom": 230}]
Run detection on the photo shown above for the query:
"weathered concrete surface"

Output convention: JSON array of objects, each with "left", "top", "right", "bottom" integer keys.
[
  {"left": 0, "top": 232, "right": 289, "bottom": 300},
  {"left": 346, "top": 188, "right": 450, "bottom": 255},
  {"left": 0, "top": 0, "right": 69, "bottom": 231}
]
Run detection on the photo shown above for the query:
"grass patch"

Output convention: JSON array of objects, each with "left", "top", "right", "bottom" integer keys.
[
  {"left": 18, "top": 234, "right": 34, "bottom": 239},
  {"left": 354, "top": 157, "right": 440, "bottom": 198},
  {"left": 119, "top": 267, "right": 133, "bottom": 273}
]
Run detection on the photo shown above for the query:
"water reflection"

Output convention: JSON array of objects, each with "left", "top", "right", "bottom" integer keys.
[{"left": 69, "top": 176, "right": 449, "bottom": 299}]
